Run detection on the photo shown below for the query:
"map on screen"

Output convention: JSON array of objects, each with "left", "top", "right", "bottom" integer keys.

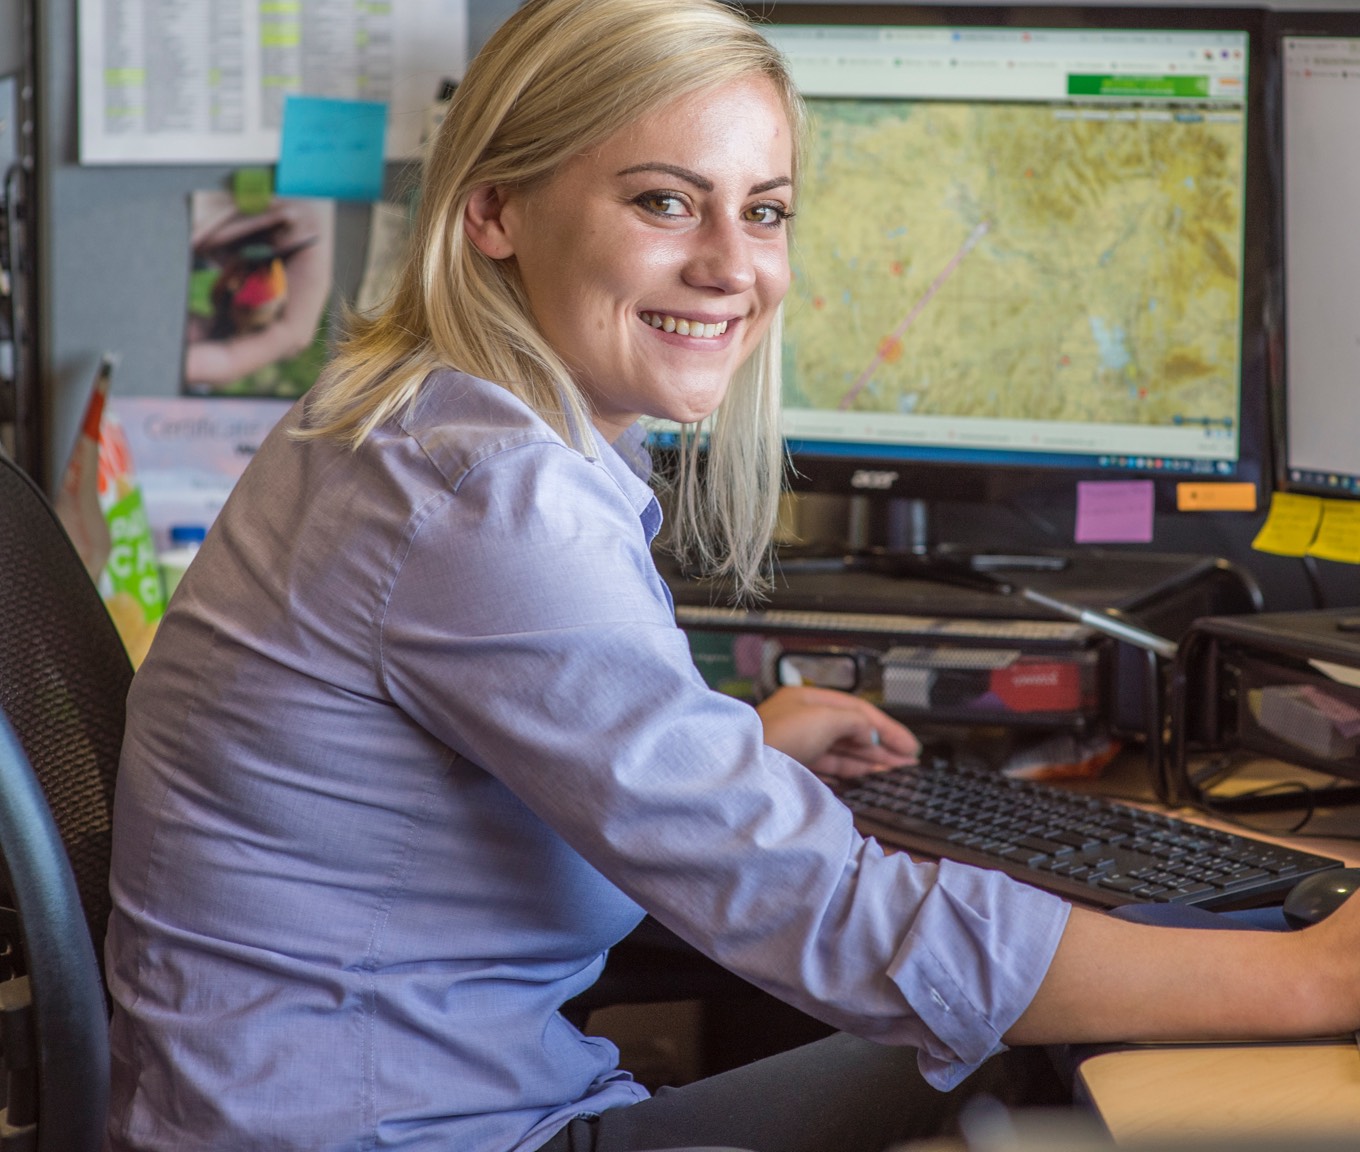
[{"left": 784, "top": 98, "right": 1245, "bottom": 434}]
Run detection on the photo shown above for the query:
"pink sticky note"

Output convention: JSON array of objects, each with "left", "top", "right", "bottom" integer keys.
[{"left": 1074, "top": 480, "right": 1155, "bottom": 544}]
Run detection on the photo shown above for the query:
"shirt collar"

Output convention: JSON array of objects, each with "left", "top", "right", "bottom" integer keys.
[{"left": 593, "top": 422, "right": 663, "bottom": 543}]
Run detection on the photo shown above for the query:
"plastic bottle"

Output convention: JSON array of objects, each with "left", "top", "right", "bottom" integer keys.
[{"left": 159, "top": 524, "right": 207, "bottom": 600}]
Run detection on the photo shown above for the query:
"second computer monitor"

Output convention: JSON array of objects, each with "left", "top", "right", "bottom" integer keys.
[{"left": 1277, "top": 21, "right": 1360, "bottom": 500}]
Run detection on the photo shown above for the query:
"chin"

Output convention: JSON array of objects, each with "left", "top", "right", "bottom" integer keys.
[
  {"left": 667, "top": 406, "right": 724, "bottom": 427},
  {"left": 672, "top": 389, "right": 732, "bottom": 425}
]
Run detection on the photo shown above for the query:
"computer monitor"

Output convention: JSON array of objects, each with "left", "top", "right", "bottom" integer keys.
[
  {"left": 745, "top": 4, "right": 1271, "bottom": 557},
  {"left": 1272, "top": 14, "right": 1360, "bottom": 501}
]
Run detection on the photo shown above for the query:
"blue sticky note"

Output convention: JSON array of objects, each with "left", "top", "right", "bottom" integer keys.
[
  {"left": 1074, "top": 480, "right": 1156, "bottom": 544},
  {"left": 277, "top": 95, "right": 387, "bottom": 202}
]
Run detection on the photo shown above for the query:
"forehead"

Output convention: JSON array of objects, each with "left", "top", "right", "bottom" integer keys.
[{"left": 570, "top": 75, "right": 794, "bottom": 183}]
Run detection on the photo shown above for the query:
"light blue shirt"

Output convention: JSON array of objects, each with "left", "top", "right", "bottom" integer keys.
[{"left": 104, "top": 369, "right": 1070, "bottom": 1152}]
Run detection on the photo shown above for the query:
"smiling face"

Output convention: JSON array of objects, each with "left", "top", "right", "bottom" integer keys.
[{"left": 464, "top": 76, "right": 794, "bottom": 442}]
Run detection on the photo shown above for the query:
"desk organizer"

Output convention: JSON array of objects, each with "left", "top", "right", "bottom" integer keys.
[{"left": 1168, "top": 609, "right": 1360, "bottom": 809}]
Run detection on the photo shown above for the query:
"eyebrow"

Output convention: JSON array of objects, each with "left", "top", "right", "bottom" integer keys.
[{"left": 616, "top": 163, "right": 792, "bottom": 197}]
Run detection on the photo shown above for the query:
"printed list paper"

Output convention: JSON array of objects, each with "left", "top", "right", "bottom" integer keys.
[{"left": 78, "top": 0, "right": 467, "bottom": 164}]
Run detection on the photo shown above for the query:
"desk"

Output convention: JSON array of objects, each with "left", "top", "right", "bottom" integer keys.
[
  {"left": 1067, "top": 753, "right": 1360, "bottom": 1144},
  {"left": 1077, "top": 1042, "right": 1360, "bottom": 1144}
]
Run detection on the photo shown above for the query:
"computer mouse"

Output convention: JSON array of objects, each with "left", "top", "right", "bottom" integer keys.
[{"left": 1282, "top": 867, "right": 1360, "bottom": 929}]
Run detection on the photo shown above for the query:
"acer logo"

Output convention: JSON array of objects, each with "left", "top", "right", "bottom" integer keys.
[{"left": 850, "top": 469, "right": 900, "bottom": 491}]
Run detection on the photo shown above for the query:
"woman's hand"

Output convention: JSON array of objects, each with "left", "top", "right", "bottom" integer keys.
[{"left": 755, "top": 685, "right": 920, "bottom": 782}]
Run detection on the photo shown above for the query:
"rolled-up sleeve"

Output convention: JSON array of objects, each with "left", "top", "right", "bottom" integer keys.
[{"left": 891, "top": 859, "right": 1069, "bottom": 1086}]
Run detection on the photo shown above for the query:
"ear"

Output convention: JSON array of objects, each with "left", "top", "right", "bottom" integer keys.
[{"left": 464, "top": 184, "right": 517, "bottom": 260}]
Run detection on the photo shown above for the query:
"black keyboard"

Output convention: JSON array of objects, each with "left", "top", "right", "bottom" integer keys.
[{"left": 839, "top": 755, "right": 1344, "bottom": 910}]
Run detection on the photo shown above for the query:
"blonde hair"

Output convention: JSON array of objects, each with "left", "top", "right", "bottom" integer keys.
[{"left": 302, "top": 0, "right": 805, "bottom": 599}]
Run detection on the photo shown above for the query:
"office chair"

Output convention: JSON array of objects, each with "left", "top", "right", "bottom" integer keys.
[{"left": 0, "top": 449, "right": 134, "bottom": 1152}]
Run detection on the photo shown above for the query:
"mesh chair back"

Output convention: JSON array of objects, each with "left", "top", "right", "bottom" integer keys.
[
  {"left": 0, "top": 712, "right": 111, "bottom": 1152},
  {"left": 0, "top": 453, "right": 132, "bottom": 960}
]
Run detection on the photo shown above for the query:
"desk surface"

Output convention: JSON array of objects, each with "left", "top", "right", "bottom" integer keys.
[
  {"left": 1072, "top": 751, "right": 1360, "bottom": 867},
  {"left": 1070, "top": 752, "right": 1360, "bottom": 1144},
  {"left": 1078, "top": 1043, "right": 1360, "bottom": 1144}
]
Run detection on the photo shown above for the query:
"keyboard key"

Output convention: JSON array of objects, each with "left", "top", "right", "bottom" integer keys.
[{"left": 1097, "top": 874, "right": 1146, "bottom": 894}]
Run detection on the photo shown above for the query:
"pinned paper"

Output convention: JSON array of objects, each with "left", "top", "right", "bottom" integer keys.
[
  {"left": 355, "top": 201, "right": 413, "bottom": 316},
  {"left": 1176, "top": 482, "right": 1257, "bottom": 512},
  {"left": 1074, "top": 480, "right": 1155, "bottom": 543},
  {"left": 277, "top": 96, "right": 387, "bottom": 202},
  {"left": 110, "top": 395, "right": 292, "bottom": 553},
  {"left": 1307, "top": 500, "right": 1360, "bottom": 564},
  {"left": 1251, "top": 491, "right": 1323, "bottom": 557}
]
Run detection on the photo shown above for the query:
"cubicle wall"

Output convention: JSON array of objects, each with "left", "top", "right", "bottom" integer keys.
[
  {"left": 32, "top": 0, "right": 1360, "bottom": 613},
  {"left": 1, "top": 0, "right": 37, "bottom": 467},
  {"left": 35, "top": 0, "right": 517, "bottom": 487}
]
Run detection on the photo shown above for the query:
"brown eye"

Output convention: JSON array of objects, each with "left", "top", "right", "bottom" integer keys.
[
  {"left": 745, "top": 203, "right": 793, "bottom": 228},
  {"left": 634, "top": 192, "right": 688, "bottom": 217}
]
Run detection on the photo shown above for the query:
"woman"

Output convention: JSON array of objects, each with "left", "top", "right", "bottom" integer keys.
[{"left": 105, "top": 0, "right": 1360, "bottom": 1150}]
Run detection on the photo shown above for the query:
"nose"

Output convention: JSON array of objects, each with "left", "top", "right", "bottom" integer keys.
[{"left": 682, "top": 216, "right": 757, "bottom": 295}]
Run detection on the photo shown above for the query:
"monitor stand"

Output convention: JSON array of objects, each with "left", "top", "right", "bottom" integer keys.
[
  {"left": 778, "top": 495, "right": 1071, "bottom": 584},
  {"left": 774, "top": 496, "right": 1177, "bottom": 659}
]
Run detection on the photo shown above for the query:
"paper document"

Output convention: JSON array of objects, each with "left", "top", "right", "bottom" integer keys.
[
  {"left": 182, "top": 191, "right": 335, "bottom": 398},
  {"left": 78, "top": 0, "right": 467, "bottom": 164},
  {"left": 108, "top": 395, "right": 293, "bottom": 552}
]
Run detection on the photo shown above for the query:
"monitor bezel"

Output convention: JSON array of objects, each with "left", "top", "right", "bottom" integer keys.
[
  {"left": 737, "top": 1, "right": 1273, "bottom": 511},
  {"left": 1264, "top": 7, "right": 1360, "bottom": 504}
]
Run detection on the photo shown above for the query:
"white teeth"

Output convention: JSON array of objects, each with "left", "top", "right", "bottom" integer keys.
[{"left": 642, "top": 312, "right": 729, "bottom": 339}]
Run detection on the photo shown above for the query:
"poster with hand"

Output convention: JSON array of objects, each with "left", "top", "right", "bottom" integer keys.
[{"left": 182, "top": 190, "right": 335, "bottom": 398}]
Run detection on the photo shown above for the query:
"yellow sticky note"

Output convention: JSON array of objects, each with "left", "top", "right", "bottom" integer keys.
[
  {"left": 1251, "top": 491, "right": 1323, "bottom": 557},
  {"left": 1176, "top": 482, "right": 1258, "bottom": 512},
  {"left": 1307, "top": 499, "right": 1360, "bottom": 564}
]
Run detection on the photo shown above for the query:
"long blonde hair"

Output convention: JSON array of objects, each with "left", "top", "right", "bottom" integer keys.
[{"left": 302, "top": 0, "right": 805, "bottom": 599}]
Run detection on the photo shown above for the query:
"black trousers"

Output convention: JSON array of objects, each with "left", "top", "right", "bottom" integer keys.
[{"left": 534, "top": 1033, "right": 1068, "bottom": 1152}]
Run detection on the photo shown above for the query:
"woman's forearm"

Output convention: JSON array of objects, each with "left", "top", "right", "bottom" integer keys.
[{"left": 1005, "top": 903, "right": 1354, "bottom": 1047}]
